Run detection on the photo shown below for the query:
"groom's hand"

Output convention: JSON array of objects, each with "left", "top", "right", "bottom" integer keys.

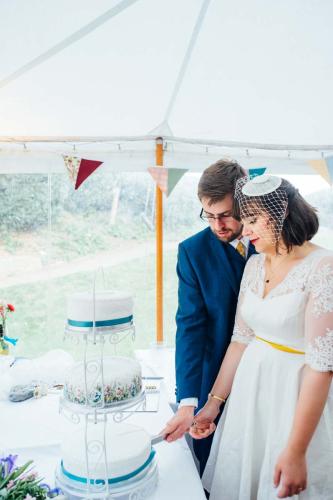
[{"left": 163, "top": 406, "right": 195, "bottom": 443}]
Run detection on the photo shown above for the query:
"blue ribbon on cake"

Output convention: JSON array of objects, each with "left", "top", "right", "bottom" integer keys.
[
  {"left": 67, "top": 315, "right": 133, "bottom": 328},
  {"left": 61, "top": 449, "right": 155, "bottom": 485}
]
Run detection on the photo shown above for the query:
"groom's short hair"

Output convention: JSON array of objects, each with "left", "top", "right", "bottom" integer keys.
[{"left": 198, "top": 159, "right": 246, "bottom": 205}]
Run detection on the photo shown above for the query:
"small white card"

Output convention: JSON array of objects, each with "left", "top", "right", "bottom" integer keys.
[{"left": 123, "top": 379, "right": 160, "bottom": 412}]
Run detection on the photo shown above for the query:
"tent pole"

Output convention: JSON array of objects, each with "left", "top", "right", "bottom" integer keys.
[{"left": 155, "top": 137, "right": 164, "bottom": 344}]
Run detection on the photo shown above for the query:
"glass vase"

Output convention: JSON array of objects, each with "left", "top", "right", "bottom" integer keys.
[{"left": 0, "top": 324, "right": 9, "bottom": 356}]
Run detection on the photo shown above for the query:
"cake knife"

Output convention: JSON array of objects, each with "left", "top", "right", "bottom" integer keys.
[{"left": 151, "top": 433, "right": 167, "bottom": 445}]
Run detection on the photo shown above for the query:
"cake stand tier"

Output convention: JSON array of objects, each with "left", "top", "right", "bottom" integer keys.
[
  {"left": 64, "top": 320, "right": 135, "bottom": 342},
  {"left": 59, "top": 390, "right": 146, "bottom": 422},
  {"left": 55, "top": 454, "right": 158, "bottom": 500}
]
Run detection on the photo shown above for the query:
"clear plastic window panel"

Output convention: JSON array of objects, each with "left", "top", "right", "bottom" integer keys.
[{"left": 0, "top": 172, "right": 332, "bottom": 358}]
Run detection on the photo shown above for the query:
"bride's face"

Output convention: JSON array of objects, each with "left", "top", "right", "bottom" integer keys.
[{"left": 241, "top": 211, "right": 277, "bottom": 252}]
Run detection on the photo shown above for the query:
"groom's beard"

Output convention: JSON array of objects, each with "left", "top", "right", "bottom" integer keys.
[{"left": 211, "top": 225, "right": 243, "bottom": 243}]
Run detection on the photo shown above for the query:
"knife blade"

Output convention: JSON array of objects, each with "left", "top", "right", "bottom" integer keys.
[{"left": 151, "top": 433, "right": 167, "bottom": 445}]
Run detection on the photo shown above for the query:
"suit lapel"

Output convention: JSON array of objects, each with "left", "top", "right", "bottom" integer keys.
[{"left": 209, "top": 231, "right": 239, "bottom": 295}]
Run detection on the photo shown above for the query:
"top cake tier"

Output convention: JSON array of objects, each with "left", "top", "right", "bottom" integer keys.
[{"left": 67, "top": 291, "right": 134, "bottom": 331}]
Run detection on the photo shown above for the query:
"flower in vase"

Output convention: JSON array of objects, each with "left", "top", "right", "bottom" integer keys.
[
  {"left": 0, "top": 300, "right": 15, "bottom": 334},
  {"left": 6, "top": 480, "right": 15, "bottom": 490},
  {"left": 0, "top": 453, "right": 63, "bottom": 499}
]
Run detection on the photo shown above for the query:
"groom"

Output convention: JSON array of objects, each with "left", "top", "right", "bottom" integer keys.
[{"left": 164, "top": 159, "right": 256, "bottom": 475}]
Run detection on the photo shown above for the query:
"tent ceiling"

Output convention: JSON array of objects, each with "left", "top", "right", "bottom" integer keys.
[{"left": 0, "top": 0, "right": 332, "bottom": 172}]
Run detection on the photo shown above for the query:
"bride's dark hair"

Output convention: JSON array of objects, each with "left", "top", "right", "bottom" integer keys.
[
  {"left": 232, "top": 177, "right": 319, "bottom": 251},
  {"left": 280, "top": 179, "right": 319, "bottom": 250}
]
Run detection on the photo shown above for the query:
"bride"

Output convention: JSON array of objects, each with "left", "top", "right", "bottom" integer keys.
[{"left": 190, "top": 175, "right": 333, "bottom": 499}]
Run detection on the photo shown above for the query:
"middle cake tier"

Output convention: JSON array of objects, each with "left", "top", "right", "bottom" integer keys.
[{"left": 64, "top": 356, "right": 142, "bottom": 407}]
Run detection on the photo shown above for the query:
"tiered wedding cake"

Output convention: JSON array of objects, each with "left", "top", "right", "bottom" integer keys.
[{"left": 57, "top": 288, "right": 158, "bottom": 499}]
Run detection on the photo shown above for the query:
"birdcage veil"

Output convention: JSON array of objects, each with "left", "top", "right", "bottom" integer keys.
[{"left": 234, "top": 175, "right": 288, "bottom": 243}]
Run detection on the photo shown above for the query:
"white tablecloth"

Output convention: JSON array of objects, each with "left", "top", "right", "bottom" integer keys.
[{"left": 0, "top": 381, "right": 205, "bottom": 500}]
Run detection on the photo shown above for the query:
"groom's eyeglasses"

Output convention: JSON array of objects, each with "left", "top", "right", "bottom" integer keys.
[{"left": 200, "top": 209, "right": 234, "bottom": 222}]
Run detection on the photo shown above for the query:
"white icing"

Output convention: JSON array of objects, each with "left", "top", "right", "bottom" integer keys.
[
  {"left": 62, "top": 423, "right": 151, "bottom": 479},
  {"left": 67, "top": 291, "right": 134, "bottom": 322},
  {"left": 64, "top": 356, "right": 142, "bottom": 406}
]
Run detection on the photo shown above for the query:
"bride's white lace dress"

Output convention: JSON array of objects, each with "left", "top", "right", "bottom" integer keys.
[{"left": 202, "top": 249, "right": 333, "bottom": 500}]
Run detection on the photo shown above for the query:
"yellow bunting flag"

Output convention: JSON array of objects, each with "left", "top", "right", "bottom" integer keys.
[{"left": 308, "top": 160, "right": 332, "bottom": 185}]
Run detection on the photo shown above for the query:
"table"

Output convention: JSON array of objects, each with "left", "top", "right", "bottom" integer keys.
[{"left": 0, "top": 375, "right": 205, "bottom": 500}]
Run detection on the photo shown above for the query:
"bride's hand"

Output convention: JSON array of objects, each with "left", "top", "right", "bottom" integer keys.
[
  {"left": 190, "top": 419, "right": 216, "bottom": 439},
  {"left": 189, "top": 399, "right": 221, "bottom": 440},
  {"left": 273, "top": 447, "right": 307, "bottom": 498}
]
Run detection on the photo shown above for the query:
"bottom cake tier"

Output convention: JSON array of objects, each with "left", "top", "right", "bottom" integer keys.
[{"left": 56, "top": 422, "right": 158, "bottom": 499}]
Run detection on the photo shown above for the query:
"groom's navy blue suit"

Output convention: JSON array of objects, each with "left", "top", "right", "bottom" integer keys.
[{"left": 175, "top": 227, "right": 256, "bottom": 474}]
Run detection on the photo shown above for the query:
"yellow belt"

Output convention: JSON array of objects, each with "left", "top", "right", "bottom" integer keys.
[{"left": 255, "top": 336, "right": 305, "bottom": 355}]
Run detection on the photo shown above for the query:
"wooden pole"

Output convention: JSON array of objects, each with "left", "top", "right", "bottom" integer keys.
[{"left": 155, "top": 137, "right": 164, "bottom": 344}]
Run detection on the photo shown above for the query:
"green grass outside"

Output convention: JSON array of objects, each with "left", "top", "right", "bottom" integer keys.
[{"left": 5, "top": 249, "right": 179, "bottom": 359}]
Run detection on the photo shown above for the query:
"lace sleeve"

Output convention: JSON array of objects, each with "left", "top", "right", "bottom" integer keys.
[
  {"left": 305, "top": 255, "right": 333, "bottom": 372},
  {"left": 231, "top": 255, "right": 257, "bottom": 345}
]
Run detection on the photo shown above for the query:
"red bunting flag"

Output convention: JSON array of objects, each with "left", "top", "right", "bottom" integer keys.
[{"left": 63, "top": 155, "right": 103, "bottom": 189}]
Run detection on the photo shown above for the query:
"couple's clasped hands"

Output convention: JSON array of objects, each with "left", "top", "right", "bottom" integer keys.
[
  {"left": 162, "top": 398, "right": 221, "bottom": 443},
  {"left": 190, "top": 398, "right": 220, "bottom": 439}
]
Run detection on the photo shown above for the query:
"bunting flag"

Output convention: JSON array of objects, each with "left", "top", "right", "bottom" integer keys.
[
  {"left": 325, "top": 156, "right": 333, "bottom": 184},
  {"left": 148, "top": 167, "right": 188, "bottom": 197},
  {"left": 308, "top": 159, "right": 332, "bottom": 185},
  {"left": 63, "top": 155, "right": 104, "bottom": 189},
  {"left": 248, "top": 167, "right": 267, "bottom": 179}
]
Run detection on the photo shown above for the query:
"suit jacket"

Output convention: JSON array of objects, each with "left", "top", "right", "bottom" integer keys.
[{"left": 175, "top": 227, "right": 256, "bottom": 473}]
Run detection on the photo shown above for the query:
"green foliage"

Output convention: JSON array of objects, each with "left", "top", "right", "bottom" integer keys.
[
  {"left": 0, "top": 232, "right": 23, "bottom": 253},
  {"left": 62, "top": 170, "right": 114, "bottom": 213},
  {"left": 62, "top": 171, "right": 149, "bottom": 216},
  {"left": 0, "top": 458, "right": 50, "bottom": 500},
  {"left": 0, "top": 172, "right": 202, "bottom": 240},
  {"left": 0, "top": 175, "right": 64, "bottom": 232},
  {"left": 4, "top": 481, "right": 47, "bottom": 500}
]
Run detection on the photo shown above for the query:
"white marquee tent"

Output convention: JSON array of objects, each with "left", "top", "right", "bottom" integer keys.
[
  {"left": 1, "top": 0, "right": 333, "bottom": 175},
  {"left": 1, "top": 6, "right": 333, "bottom": 491}
]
